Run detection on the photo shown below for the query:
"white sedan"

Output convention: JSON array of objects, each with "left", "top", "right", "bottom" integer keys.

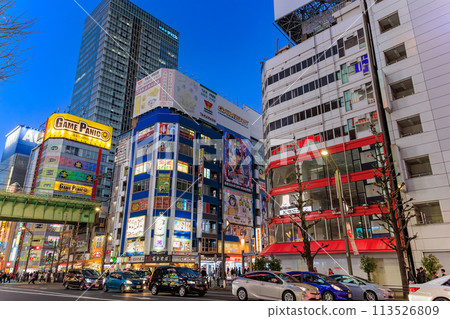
[
  {"left": 232, "top": 271, "right": 321, "bottom": 301},
  {"left": 409, "top": 275, "right": 450, "bottom": 301}
]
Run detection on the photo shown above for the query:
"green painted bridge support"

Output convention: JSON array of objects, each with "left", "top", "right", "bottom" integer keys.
[{"left": 0, "top": 191, "right": 99, "bottom": 224}]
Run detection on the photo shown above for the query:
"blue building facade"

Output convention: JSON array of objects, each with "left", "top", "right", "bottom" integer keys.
[{"left": 116, "top": 69, "right": 264, "bottom": 272}]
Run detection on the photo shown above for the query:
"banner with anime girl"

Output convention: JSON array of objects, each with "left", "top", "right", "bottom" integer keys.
[{"left": 223, "top": 132, "right": 252, "bottom": 192}]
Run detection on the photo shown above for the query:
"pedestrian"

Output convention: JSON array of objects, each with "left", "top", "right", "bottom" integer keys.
[
  {"left": 433, "top": 271, "right": 439, "bottom": 279},
  {"left": 28, "top": 272, "right": 36, "bottom": 284},
  {"left": 238, "top": 267, "right": 241, "bottom": 276},
  {"left": 328, "top": 268, "right": 334, "bottom": 275},
  {"left": 406, "top": 267, "right": 415, "bottom": 284},
  {"left": 441, "top": 269, "right": 447, "bottom": 277},
  {"left": 6, "top": 273, "right": 11, "bottom": 283},
  {"left": 201, "top": 267, "right": 207, "bottom": 278},
  {"left": 417, "top": 267, "right": 426, "bottom": 283},
  {"left": 313, "top": 267, "right": 318, "bottom": 273}
]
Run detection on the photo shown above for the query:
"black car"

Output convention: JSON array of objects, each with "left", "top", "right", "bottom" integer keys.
[
  {"left": 64, "top": 269, "right": 102, "bottom": 290},
  {"left": 149, "top": 266, "right": 207, "bottom": 297}
]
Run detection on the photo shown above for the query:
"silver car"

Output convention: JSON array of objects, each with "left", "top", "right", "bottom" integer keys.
[
  {"left": 330, "top": 275, "right": 394, "bottom": 300},
  {"left": 232, "top": 271, "right": 321, "bottom": 301}
]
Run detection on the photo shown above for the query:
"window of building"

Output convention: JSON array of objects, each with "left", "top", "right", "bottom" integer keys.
[
  {"left": 135, "top": 161, "right": 151, "bottom": 175},
  {"left": 415, "top": 201, "right": 443, "bottom": 224},
  {"left": 179, "top": 126, "right": 195, "bottom": 140},
  {"left": 65, "top": 145, "right": 79, "bottom": 156},
  {"left": 133, "top": 179, "right": 150, "bottom": 193},
  {"left": 397, "top": 115, "right": 423, "bottom": 137},
  {"left": 203, "top": 185, "right": 217, "bottom": 197},
  {"left": 344, "top": 36, "right": 358, "bottom": 50},
  {"left": 405, "top": 156, "right": 432, "bottom": 178},
  {"left": 178, "top": 143, "right": 193, "bottom": 157},
  {"left": 384, "top": 43, "right": 407, "bottom": 65},
  {"left": 177, "top": 161, "right": 192, "bottom": 175},
  {"left": 340, "top": 64, "right": 349, "bottom": 84},
  {"left": 379, "top": 12, "right": 400, "bottom": 33},
  {"left": 390, "top": 78, "right": 414, "bottom": 100},
  {"left": 176, "top": 179, "right": 192, "bottom": 193}
]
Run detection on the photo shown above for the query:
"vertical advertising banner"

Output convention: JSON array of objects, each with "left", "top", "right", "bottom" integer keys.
[
  {"left": 153, "top": 217, "right": 168, "bottom": 252},
  {"left": 255, "top": 227, "right": 262, "bottom": 253},
  {"left": 196, "top": 86, "right": 217, "bottom": 125},
  {"left": 223, "top": 132, "right": 252, "bottom": 192},
  {"left": 223, "top": 187, "right": 253, "bottom": 227},
  {"left": 197, "top": 148, "right": 204, "bottom": 238}
]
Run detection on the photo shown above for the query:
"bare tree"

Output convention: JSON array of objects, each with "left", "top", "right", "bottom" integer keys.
[
  {"left": 370, "top": 123, "right": 417, "bottom": 299},
  {"left": 289, "top": 137, "right": 328, "bottom": 271},
  {"left": 0, "top": 0, "right": 36, "bottom": 83}
]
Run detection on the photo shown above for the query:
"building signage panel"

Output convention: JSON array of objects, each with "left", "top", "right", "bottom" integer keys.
[
  {"left": 223, "top": 132, "right": 252, "bottom": 192},
  {"left": 134, "top": 69, "right": 176, "bottom": 118},
  {"left": 59, "top": 157, "right": 97, "bottom": 172},
  {"left": 54, "top": 181, "right": 92, "bottom": 196},
  {"left": 126, "top": 216, "right": 146, "bottom": 238},
  {"left": 197, "top": 148, "right": 204, "bottom": 238},
  {"left": 2, "top": 125, "right": 41, "bottom": 161},
  {"left": 44, "top": 113, "right": 112, "bottom": 149},
  {"left": 144, "top": 255, "right": 172, "bottom": 263},
  {"left": 131, "top": 198, "right": 148, "bottom": 212},
  {"left": 153, "top": 217, "right": 168, "bottom": 252},
  {"left": 223, "top": 187, "right": 253, "bottom": 227}
]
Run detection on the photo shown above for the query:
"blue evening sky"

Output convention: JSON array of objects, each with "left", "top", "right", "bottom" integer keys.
[{"left": 0, "top": 0, "right": 288, "bottom": 156}]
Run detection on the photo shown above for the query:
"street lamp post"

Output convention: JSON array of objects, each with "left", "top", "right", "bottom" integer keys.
[
  {"left": 321, "top": 150, "right": 353, "bottom": 275},
  {"left": 96, "top": 207, "right": 110, "bottom": 274},
  {"left": 23, "top": 227, "right": 34, "bottom": 274},
  {"left": 240, "top": 238, "right": 245, "bottom": 274}
]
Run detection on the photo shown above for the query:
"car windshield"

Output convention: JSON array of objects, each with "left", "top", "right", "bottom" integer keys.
[
  {"left": 178, "top": 268, "right": 200, "bottom": 278},
  {"left": 134, "top": 271, "right": 150, "bottom": 277},
  {"left": 276, "top": 273, "right": 299, "bottom": 283},
  {"left": 123, "top": 272, "right": 140, "bottom": 279},
  {"left": 316, "top": 273, "right": 339, "bottom": 284},
  {"left": 83, "top": 270, "right": 100, "bottom": 277},
  {"left": 354, "top": 276, "right": 372, "bottom": 283}
]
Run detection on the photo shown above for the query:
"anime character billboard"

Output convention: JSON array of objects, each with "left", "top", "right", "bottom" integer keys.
[{"left": 223, "top": 132, "right": 252, "bottom": 192}]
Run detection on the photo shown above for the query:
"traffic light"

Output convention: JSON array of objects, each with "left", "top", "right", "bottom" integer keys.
[{"left": 33, "top": 246, "right": 41, "bottom": 250}]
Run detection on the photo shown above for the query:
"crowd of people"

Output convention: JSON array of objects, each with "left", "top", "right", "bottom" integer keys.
[{"left": 0, "top": 270, "right": 67, "bottom": 284}]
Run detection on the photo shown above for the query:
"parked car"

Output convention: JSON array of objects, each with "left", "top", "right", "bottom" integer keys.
[
  {"left": 409, "top": 275, "right": 450, "bottom": 301},
  {"left": 232, "top": 271, "right": 321, "bottom": 301},
  {"left": 149, "top": 266, "right": 207, "bottom": 297},
  {"left": 287, "top": 271, "right": 352, "bottom": 301},
  {"left": 63, "top": 269, "right": 102, "bottom": 290},
  {"left": 103, "top": 271, "right": 145, "bottom": 293},
  {"left": 330, "top": 274, "right": 394, "bottom": 300}
]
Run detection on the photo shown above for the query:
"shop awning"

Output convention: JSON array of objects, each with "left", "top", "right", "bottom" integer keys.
[{"left": 260, "top": 238, "right": 395, "bottom": 255}]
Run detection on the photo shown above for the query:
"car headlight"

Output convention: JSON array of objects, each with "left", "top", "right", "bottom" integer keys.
[
  {"left": 125, "top": 280, "right": 132, "bottom": 284},
  {"left": 187, "top": 280, "right": 196, "bottom": 285},
  {"left": 331, "top": 284, "right": 342, "bottom": 291}
]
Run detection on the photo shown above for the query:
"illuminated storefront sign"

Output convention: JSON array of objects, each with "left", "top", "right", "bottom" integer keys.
[
  {"left": 126, "top": 216, "right": 146, "bottom": 238},
  {"left": 176, "top": 199, "right": 192, "bottom": 211},
  {"left": 157, "top": 159, "right": 173, "bottom": 170},
  {"left": 54, "top": 181, "right": 92, "bottom": 196},
  {"left": 153, "top": 217, "right": 168, "bottom": 252},
  {"left": 131, "top": 199, "right": 148, "bottom": 212},
  {"left": 157, "top": 174, "right": 171, "bottom": 193},
  {"left": 44, "top": 113, "right": 113, "bottom": 149},
  {"left": 174, "top": 218, "right": 191, "bottom": 232},
  {"left": 218, "top": 106, "right": 249, "bottom": 128}
]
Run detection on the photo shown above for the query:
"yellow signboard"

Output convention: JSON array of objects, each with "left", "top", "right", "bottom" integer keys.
[
  {"left": 44, "top": 113, "right": 113, "bottom": 149},
  {"left": 54, "top": 181, "right": 92, "bottom": 196}
]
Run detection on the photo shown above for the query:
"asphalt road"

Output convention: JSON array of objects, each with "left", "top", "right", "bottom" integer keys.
[{"left": 0, "top": 283, "right": 237, "bottom": 301}]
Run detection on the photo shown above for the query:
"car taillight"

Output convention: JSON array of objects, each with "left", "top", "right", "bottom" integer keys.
[{"left": 409, "top": 287, "right": 420, "bottom": 293}]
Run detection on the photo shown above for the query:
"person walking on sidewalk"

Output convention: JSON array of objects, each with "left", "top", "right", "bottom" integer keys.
[{"left": 28, "top": 272, "right": 36, "bottom": 284}]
